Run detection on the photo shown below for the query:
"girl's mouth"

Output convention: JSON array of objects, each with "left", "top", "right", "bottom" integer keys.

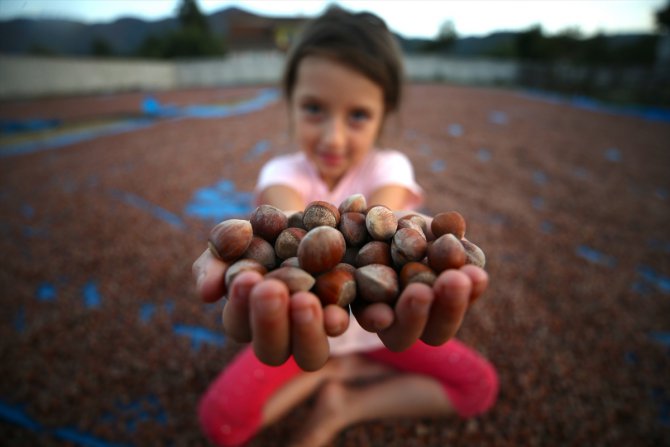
[{"left": 318, "top": 152, "right": 345, "bottom": 167}]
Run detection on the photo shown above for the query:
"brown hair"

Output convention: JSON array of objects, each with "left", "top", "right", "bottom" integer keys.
[{"left": 282, "top": 6, "right": 404, "bottom": 116}]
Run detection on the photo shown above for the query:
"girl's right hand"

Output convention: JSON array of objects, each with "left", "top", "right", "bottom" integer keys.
[{"left": 193, "top": 248, "right": 351, "bottom": 371}]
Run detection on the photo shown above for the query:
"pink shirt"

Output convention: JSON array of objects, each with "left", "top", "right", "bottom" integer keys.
[
  {"left": 256, "top": 149, "right": 424, "bottom": 210},
  {"left": 255, "top": 148, "right": 424, "bottom": 355}
]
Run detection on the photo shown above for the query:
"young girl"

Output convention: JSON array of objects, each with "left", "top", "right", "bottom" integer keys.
[{"left": 192, "top": 7, "right": 498, "bottom": 447}]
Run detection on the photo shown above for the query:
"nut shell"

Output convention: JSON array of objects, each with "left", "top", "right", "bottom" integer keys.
[
  {"left": 338, "top": 193, "right": 367, "bottom": 214},
  {"left": 250, "top": 205, "right": 288, "bottom": 242},
  {"left": 303, "top": 201, "right": 340, "bottom": 230},
  {"left": 461, "top": 239, "right": 486, "bottom": 268},
  {"left": 265, "top": 266, "right": 315, "bottom": 294},
  {"left": 355, "top": 264, "right": 399, "bottom": 304},
  {"left": 400, "top": 262, "right": 437, "bottom": 289},
  {"left": 431, "top": 211, "right": 466, "bottom": 239},
  {"left": 366, "top": 205, "right": 398, "bottom": 241},
  {"left": 427, "top": 234, "right": 466, "bottom": 272},
  {"left": 242, "top": 236, "right": 277, "bottom": 271},
  {"left": 355, "top": 241, "right": 392, "bottom": 267},
  {"left": 314, "top": 269, "right": 356, "bottom": 307},
  {"left": 208, "top": 219, "right": 253, "bottom": 262},
  {"left": 224, "top": 259, "right": 267, "bottom": 288},
  {"left": 338, "top": 212, "right": 368, "bottom": 247},
  {"left": 297, "top": 226, "right": 346, "bottom": 274},
  {"left": 391, "top": 227, "right": 428, "bottom": 268},
  {"left": 274, "top": 227, "right": 307, "bottom": 260}
]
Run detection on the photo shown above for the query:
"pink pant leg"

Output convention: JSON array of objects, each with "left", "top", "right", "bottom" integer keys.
[
  {"left": 364, "top": 339, "right": 499, "bottom": 418},
  {"left": 198, "top": 346, "right": 302, "bottom": 447}
]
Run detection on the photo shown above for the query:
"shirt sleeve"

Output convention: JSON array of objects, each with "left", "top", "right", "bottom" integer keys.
[
  {"left": 255, "top": 154, "right": 308, "bottom": 204},
  {"left": 367, "top": 150, "right": 424, "bottom": 210}
]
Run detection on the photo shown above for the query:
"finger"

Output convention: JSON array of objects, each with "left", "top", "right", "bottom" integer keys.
[
  {"left": 221, "top": 270, "right": 264, "bottom": 342},
  {"left": 249, "top": 279, "right": 291, "bottom": 366},
  {"left": 290, "top": 292, "right": 330, "bottom": 371},
  {"left": 378, "top": 283, "right": 433, "bottom": 352},
  {"left": 323, "top": 304, "right": 351, "bottom": 337},
  {"left": 352, "top": 302, "right": 395, "bottom": 333},
  {"left": 421, "top": 269, "right": 471, "bottom": 346},
  {"left": 460, "top": 264, "right": 489, "bottom": 304},
  {"left": 192, "top": 249, "right": 227, "bottom": 303}
]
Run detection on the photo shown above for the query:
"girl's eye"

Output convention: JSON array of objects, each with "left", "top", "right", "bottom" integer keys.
[
  {"left": 349, "top": 108, "right": 370, "bottom": 123},
  {"left": 301, "top": 102, "right": 322, "bottom": 116}
]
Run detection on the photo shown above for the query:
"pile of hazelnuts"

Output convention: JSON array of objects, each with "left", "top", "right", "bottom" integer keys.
[{"left": 208, "top": 194, "right": 485, "bottom": 308}]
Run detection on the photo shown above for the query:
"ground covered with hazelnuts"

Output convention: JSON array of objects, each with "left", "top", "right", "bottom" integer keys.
[{"left": 1, "top": 83, "right": 669, "bottom": 446}]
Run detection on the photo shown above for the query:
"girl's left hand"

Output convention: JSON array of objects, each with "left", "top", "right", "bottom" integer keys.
[{"left": 352, "top": 265, "right": 488, "bottom": 352}]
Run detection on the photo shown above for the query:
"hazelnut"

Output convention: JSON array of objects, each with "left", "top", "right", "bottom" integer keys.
[
  {"left": 400, "top": 262, "right": 437, "bottom": 289},
  {"left": 427, "top": 234, "right": 466, "bottom": 272},
  {"left": 338, "top": 193, "right": 367, "bottom": 214},
  {"left": 250, "top": 205, "right": 288, "bottom": 242},
  {"left": 431, "top": 211, "right": 466, "bottom": 239},
  {"left": 265, "top": 267, "right": 315, "bottom": 294},
  {"left": 297, "top": 226, "right": 346, "bottom": 274},
  {"left": 461, "top": 239, "right": 486, "bottom": 268},
  {"left": 397, "top": 214, "right": 428, "bottom": 239},
  {"left": 281, "top": 256, "right": 300, "bottom": 268},
  {"left": 242, "top": 236, "right": 277, "bottom": 271},
  {"left": 274, "top": 227, "right": 307, "bottom": 260},
  {"left": 355, "top": 241, "right": 392, "bottom": 267},
  {"left": 338, "top": 212, "right": 368, "bottom": 247},
  {"left": 287, "top": 211, "right": 306, "bottom": 230},
  {"left": 314, "top": 269, "right": 356, "bottom": 307},
  {"left": 303, "top": 201, "right": 340, "bottom": 230},
  {"left": 355, "top": 264, "right": 399, "bottom": 304},
  {"left": 391, "top": 228, "right": 428, "bottom": 268},
  {"left": 365, "top": 205, "right": 398, "bottom": 241},
  {"left": 208, "top": 219, "right": 253, "bottom": 262},
  {"left": 224, "top": 259, "right": 267, "bottom": 288},
  {"left": 333, "top": 262, "right": 356, "bottom": 275}
]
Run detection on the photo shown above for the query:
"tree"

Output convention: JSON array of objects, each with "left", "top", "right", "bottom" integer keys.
[
  {"left": 91, "top": 36, "right": 114, "bottom": 57},
  {"left": 138, "top": 0, "right": 225, "bottom": 58},
  {"left": 656, "top": 0, "right": 670, "bottom": 33},
  {"left": 420, "top": 19, "right": 458, "bottom": 53}
]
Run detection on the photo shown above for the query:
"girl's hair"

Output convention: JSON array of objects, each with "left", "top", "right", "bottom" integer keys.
[{"left": 282, "top": 6, "right": 404, "bottom": 115}]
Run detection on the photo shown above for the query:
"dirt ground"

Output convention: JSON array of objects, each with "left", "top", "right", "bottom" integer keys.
[{"left": 1, "top": 83, "right": 669, "bottom": 446}]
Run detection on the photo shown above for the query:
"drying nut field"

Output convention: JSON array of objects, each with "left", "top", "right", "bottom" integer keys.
[{"left": 1, "top": 83, "right": 669, "bottom": 446}]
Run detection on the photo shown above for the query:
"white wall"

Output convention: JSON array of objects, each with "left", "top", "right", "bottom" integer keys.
[{"left": 0, "top": 52, "right": 519, "bottom": 99}]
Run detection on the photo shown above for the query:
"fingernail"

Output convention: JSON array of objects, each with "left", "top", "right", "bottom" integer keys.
[
  {"left": 196, "top": 270, "right": 206, "bottom": 289},
  {"left": 293, "top": 306, "right": 314, "bottom": 324}
]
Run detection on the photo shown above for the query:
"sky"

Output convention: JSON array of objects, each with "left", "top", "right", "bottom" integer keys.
[{"left": 0, "top": 0, "right": 666, "bottom": 38}]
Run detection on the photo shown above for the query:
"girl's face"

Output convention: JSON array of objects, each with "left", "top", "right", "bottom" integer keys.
[{"left": 290, "top": 56, "right": 385, "bottom": 190}]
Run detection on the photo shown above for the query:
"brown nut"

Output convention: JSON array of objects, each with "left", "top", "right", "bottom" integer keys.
[
  {"left": 355, "top": 264, "right": 399, "bottom": 304},
  {"left": 314, "top": 269, "right": 356, "bottom": 307},
  {"left": 224, "top": 259, "right": 267, "bottom": 288},
  {"left": 281, "top": 256, "right": 300, "bottom": 268},
  {"left": 397, "top": 214, "right": 428, "bottom": 239},
  {"left": 242, "top": 236, "right": 277, "bottom": 271},
  {"left": 274, "top": 227, "right": 307, "bottom": 260},
  {"left": 208, "top": 219, "right": 253, "bottom": 262},
  {"left": 400, "top": 262, "right": 437, "bottom": 289},
  {"left": 355, "top": 241, "right": 392, "bottom": 267},
  {"left": 338, "top": 212, "right": 368, "bottom": 247},
  {"left": 338, "top": 193, "right": 367, "bottom": 214},
  {"left": 287, "top": 211, "right": 306, "bottom": 230},
  {"left": 250, "top": 204, "right": 288, "bottom": 242},
  {"left": 427, "top": 234, "right": 466, "bottom": 272},
  {"left": 303, "top": 201, "right": 340, "bottom": 230},
  {"left": 461, "top": 239, "right": 486, "bottom": 268},
  {"left": 265, "top": 266, "right": 315, "bottom": 294},
  {"left": 391, "top": 228, "right": 428, "bottom": 269},
  {"left": 333, "top": 262, "right": 356, "bottom": 275},
  {"left": 297, "top": 226, "right": 346, "bottom": 274},
  {"left": 431, "top": 211, "right": 466, "bottom": 239},
  {"left": 366, "top": 205, "right": 398, "bottom": 241}
]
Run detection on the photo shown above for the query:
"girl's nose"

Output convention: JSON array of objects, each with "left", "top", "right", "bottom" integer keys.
[{"left": 321, "top": 118, "right": 346, "bottom": 150}]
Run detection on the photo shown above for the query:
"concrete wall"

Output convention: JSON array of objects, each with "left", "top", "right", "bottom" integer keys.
[{"left": 0, "top": 51, "right": 521, "bottom": 99}]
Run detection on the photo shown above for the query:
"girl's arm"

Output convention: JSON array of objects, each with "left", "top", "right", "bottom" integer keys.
[
  {"left": 368, "top": 185, "right": 410, "bottom": 210},
  {"left": 256, "top": 184, "right": 305, "bottom": 213}
]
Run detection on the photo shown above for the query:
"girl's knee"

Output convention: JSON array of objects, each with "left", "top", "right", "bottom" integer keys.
[{"left": 198, "top": 389, "right": 260, "bottom": 447}]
